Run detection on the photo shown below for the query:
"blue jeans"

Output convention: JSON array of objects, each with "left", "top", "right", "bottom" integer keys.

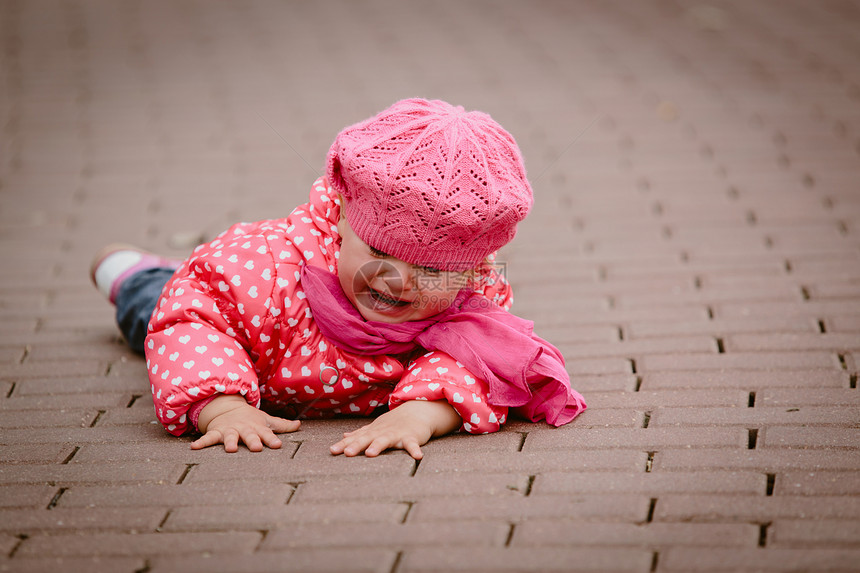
[{"left": 115, "top": 267, "right": 176, "bottom": 354}]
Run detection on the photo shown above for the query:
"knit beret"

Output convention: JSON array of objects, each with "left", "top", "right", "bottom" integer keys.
[{"left": 326, "top": 98, "right": 533, "bottom": 272}]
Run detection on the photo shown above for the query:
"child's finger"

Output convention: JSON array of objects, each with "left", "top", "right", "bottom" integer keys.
[
  {"left": 364, "top": 435, "right": 397, "bottom": 458},
  {"left": 402, "top": 437, "right": 424, "bottom": 460},
  {"left": 190, "top": 430, "right": 223, "bottom": 450},
  {"left": 267, "top": 416, "right": 301, "bottom": 434},
  {"left": 341, "top": 434, "right": 376, "bottom": 457},
  {"left": 260, "top": 430, "right": 283, "bottom": 449},
  {"left": 240, "top": 429, "right": 264, "bottom": 452},
  {"left": 222, "top": 429, "right": 241, "bottom": 453}
]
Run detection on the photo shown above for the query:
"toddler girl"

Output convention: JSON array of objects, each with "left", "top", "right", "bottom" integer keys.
[{"left": 91, "top": 98, "right": 586, "bottom": 459}]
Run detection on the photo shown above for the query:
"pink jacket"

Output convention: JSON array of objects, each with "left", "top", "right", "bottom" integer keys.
[{"left": 145, "top": 177, "right": 513, "bottom": 436}]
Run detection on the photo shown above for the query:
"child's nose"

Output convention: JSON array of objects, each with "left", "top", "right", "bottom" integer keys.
[{"left": 381, "top": 261, "right": 416, "bottom": 292}]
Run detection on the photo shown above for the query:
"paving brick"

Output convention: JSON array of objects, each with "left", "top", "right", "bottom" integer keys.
[
  {"left": 292, "top": 473, "right": 529, "bottom": 504},
  {"left": 0, "top": 485, "right": 58, "bottom": 509},
  {"left": 0, "top": 507, "right": 166, "bottom": 534},
  {"left": 566, "top": 357, "right": 635, "bottom": 376},
  {"left": 0, "top": 393, "right": 132, "bottom": 411},
  {"left": 655, "top": 494, "right": 860, "bottom": 522},
  {"left": 564, "top": 407, "right": 642, "bottom": 428},
  {"left": 57, "top": 482, "right": 296, "bottom": 508},
  {"left": 0, "top": 361, "right": 106, "bottom": 380},
  {"left": 563, "top": 374, "right": 639, "bottom": 392},
  {"left": 417, "top": 449, "right": 647, "bottom": 474},
  {"left": 651, "top": 406, "right": 859, "bottom": 427},
  {"left": 1, "top": 444, "right": 77, "bottom": 464},
  {"left": 759, "top": 388, "right": 860, "bottom": 407},
  {"left": 163, "top": 501, "right": 407, "bottom": 532},
  {"left": 642, "top": 370, "right": 852, "bottom": 390},
  {"left": 512, "top": 521, "right": 759, "bottom": 547},
  {"left": 829, "top": 316, "right": 860, "bottom": 333},
  {"left": 148, "top": 549, "right": 396, "bottom": 573},
  {"left": 725, "top": 333, "right": 860, "bottom": 353},
  {"left": 68, "top": 440, "right": 297, "bottom": 464},
  {"left": 616, "top": 283, "right": 801, "bottom": 308},
  {"left": 261, "top": 521, "right": 511, "bottom": 550},
  {"left": 399, "top": 546, "right": 653, "bottom": 572},
  {"left": 585, "top": 389, "right": 748, "bottom": 409},
  {"left": 524, "top": 427, "right": 747, "bottom": 451},
  {"left": 762, "top": 427, "right": 860, "bottom": 450},
  {"left": 531, "top": 471, "right": 765, "bottom": 496},
  {"left": 776, "top": 471, "right": 860, "bottom": 497},
  {"left": 717, "top": 300, "right": 860, "bottom": 321},
  {"left": 410, "top": 494, "right": 652, "bottom": 523},
  {"left": 657, "top": 448, "right": 860, "bottom": 472},
  {"left": 661, "top": 548, "right": 860, "bottom": 572},
  {"left": 15, "top": 531, "right": 263, "bottom": 558},
  {"left": 628, "top": 316, "right": 818, "bottom": 339},
  {"left": 0, "top": 408, "right": 97, "bottom": 428},
  {"left": 183, "top": 450, "right": 416, "bottom": 483},
  {"left": 0, "top": 425, "right": 172, "bottom": 444},
  {"left": 417, "top": 430, "right": 523, "bottom": 453},
  {"left": 9, "top": 376, "right": 145, "bottom": 396},
  {"left": 770, "top": 520, "right": 860, "bottom": 547},
  {"left": 639, "top": 351, "right": 838, "bottom": 372},
  {"left": 0, "top": 556, "right": 145, "bottom": 573},
  {"left": 560, "top": 336, "right": 718, "bottom": 359},
  {"left": 0, "top": 462, "right": 187, "bottom": 485}
]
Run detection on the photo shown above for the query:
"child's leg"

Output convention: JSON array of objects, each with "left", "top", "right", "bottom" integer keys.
[
  {"left": 91, "top": 245, "right": 182, "bottom": 354},
  {"left": 115, "top": 267, "right": 176, "bottom": 353}
]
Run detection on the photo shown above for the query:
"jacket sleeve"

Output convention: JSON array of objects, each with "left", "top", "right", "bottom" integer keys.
[
  {"left": 145, "top": 225, "right": 279, "bottom": 436},
  {"left": 389, "top": 350, "right": 508, "bottom": 434}
]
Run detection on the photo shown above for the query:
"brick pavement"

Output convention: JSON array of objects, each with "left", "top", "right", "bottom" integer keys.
[{"left": 1, "top": 1, "right": 859, "bottom": 572}]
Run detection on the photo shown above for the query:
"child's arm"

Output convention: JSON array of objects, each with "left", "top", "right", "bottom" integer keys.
[
  {"left": 330, "top": 400, "right": 461, "bottom": 460},
  {"left": 191, "top": 395, "right": 300, "bottom": 453}
]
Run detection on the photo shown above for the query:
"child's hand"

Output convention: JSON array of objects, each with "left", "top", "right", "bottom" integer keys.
[
  {"left": 191, "top": 394, "right": 301, "bottom": 453},
  {"left": 330, "top": 400, "right": 461, "bottom": 460}
]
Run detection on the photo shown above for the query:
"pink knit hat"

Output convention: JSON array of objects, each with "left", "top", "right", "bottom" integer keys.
[{"left": 326, "top": 98, "right": 533, "bottom": 272}]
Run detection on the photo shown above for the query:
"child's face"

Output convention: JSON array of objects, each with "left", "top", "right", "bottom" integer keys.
[{"left": 336, "top": 213, "right": 469, "bottom": 324}]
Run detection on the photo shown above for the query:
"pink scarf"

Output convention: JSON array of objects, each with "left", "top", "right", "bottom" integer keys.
[{"left": 300, "top": 264, "right": 586, "bottom": 426}]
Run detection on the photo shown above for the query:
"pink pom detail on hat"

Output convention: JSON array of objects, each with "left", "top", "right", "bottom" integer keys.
[{"left": 326, "top": 98, "right": 533, "bottom": 272}]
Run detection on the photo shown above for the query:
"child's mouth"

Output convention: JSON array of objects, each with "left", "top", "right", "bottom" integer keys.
[{"left": 368, "top": 287, "right": 410, "bottom": 308}]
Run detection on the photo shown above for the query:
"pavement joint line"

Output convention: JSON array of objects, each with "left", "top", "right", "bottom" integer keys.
[
  {"left": 46, "top": 487, "right": 67, "bottom": 510},
  {"left": 284, "top": 483, "right": 302, "bottom": 505},
  {"left": 89, "top": 409, "right": 106, "bottom": 427},
  {"left": 650, "top": 551, "right": 660, "bottom": 573},
  {"left": 504, "top": 523, "right": 516, "bottom": 547},
  {"left": 289, "top": 440, "right": 302, "bottom": 459},
  {"left": 399, "top": 502, "right": 414, "bottom": 524},
  {"left": 409, "top": 458, "right": 421, "bottom": 477},
  {"left": 515, "top": 432, "right": 528, "bottom": 452},
  {"left": 748, "top": 428, "right": 759, "bottom": 450},
  {"left": 523, "top": 476, "right": 535, "bottom": 497},
  {"left": 758, "top": 521, "right": 772, "bottom": 547},
  {"left": 176, "top": 464, "right": 197, "bottom": 485},
  {"left": 156, "top": 510, "right": 171, "bottom": 532},
  {"left": 7, "top": 534, "right": 28, "bottom": 559},
  {"left": 645, "top": 452, "right": 655, "bottom": 473},
  {"left": 645, "top": 498, "right": 657, "bottom": 524},
  {"left": 389, "top": 550, "right": 403, "bottom": 573},
  {"left": 60, "top": 446, "right": 80, "bottom": 465}
]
